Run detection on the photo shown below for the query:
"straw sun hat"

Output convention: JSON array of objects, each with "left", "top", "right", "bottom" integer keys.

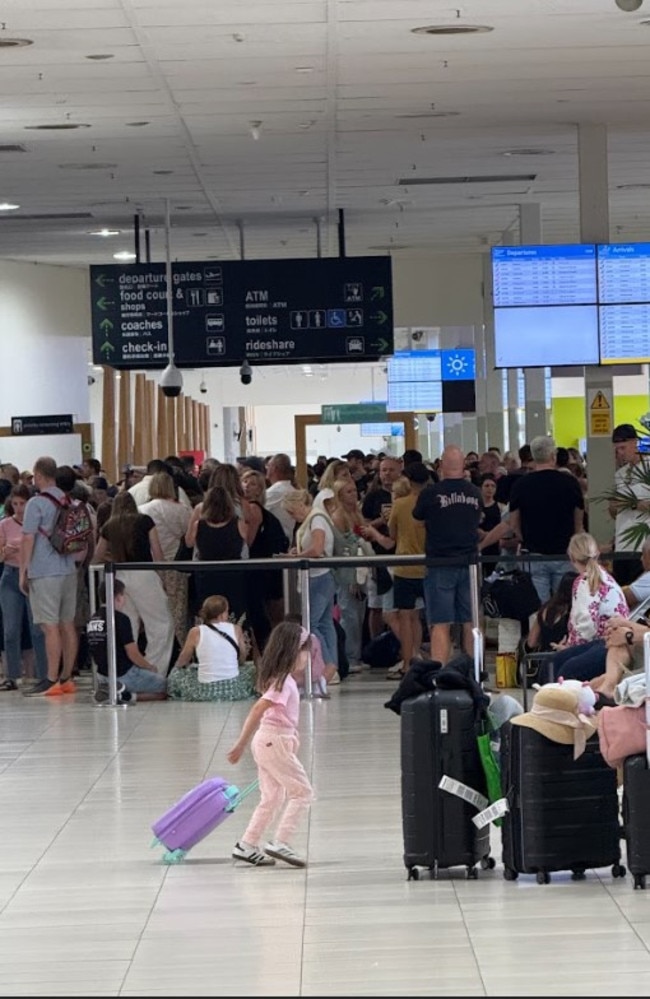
[{"left": 511, "top": 686, "right": 597, "bottom": 759}]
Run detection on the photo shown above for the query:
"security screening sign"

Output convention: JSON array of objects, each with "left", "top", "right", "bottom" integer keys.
[{"left": 90, "top": 257, "right": 393, "bottom": 369}]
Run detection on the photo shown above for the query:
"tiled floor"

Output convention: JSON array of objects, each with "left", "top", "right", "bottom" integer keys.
[{"left": 0, "top": 669, "right": 649, "bottom": 997}]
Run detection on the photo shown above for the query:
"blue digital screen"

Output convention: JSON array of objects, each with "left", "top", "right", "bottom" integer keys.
[
  {"left": 440, "top": 348, "right": 475, "bottom": 380},
  {"left": 491, "top": 244, "right": 597, "bottom": 307},
  {"left": 360, "top": 423, "right": 405, "bottom": 437},
  {"left": 597, "top": 243, "right": 650, "bottom": 304}
]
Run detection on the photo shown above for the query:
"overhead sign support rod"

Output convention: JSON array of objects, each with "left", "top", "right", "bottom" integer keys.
[
  {"left": 159, "top": 199, "right": 183, "bottom": 397},
  {"left": 338, "top": 208, "right": 346, "bottom": 258}
]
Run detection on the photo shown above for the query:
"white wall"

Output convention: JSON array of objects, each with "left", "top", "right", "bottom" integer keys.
[{"left": 0, "top": 261, "right": 91, "bottom": 468}]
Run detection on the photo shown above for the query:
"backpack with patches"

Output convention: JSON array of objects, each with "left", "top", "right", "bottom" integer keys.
[{"left": 40, "top": 492, "right": 93, "bottom": 555}]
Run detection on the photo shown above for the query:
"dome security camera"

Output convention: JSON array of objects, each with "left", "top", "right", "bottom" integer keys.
[
  {"left": 426, "top": 413, "right": 436, "bottom": 423},
  {"left": 615, "top": 0, "right": 643, "bottom": 10},
  {"left": 199, "top": 378, "right": 207, "bottom": 394},
  {"left": 87, "top": 375, "right": 96, "bottom": 386},
  {"left": 159, "top": 361, "right": 183, "bottom": 398},
  {"left": 239, "top": 358, "right": 253, "bottom": 385}
]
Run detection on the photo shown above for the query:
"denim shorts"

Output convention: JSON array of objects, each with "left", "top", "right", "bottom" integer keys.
[
  {"left": 423, "top": 566, "right": 472, "bottom": 625},
  {"left": 392, "top": 575, "right": 424, "bottom": 611},
  {"left": 120, "top": 665, "right": 167, "bottom": 694}
]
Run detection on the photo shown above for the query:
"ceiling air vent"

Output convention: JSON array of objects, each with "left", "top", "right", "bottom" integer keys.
[
  {"left": 397, "top": 174, "right": 536, "bottom": 185},
  {"left": 0, "top": 144, "right": 27, "bottom": 153}
]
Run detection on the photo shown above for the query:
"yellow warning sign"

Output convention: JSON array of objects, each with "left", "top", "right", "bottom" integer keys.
[
  {"left": 591, "top": 391, "right": 610, "bottom": 411},
  {"left": 588, "top": 388, "right": 612, "bottom": 437}
]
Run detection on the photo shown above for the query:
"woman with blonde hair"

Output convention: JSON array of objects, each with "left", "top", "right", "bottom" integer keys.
[
  {"left": 329, "top": 476, "right": 368, "bottom": 668},
  {"left": 550, "top": 531, "right": 629, "bottom": 682},
  {"left": 139, "top": 471, "right": 191, "bottom": 643}
]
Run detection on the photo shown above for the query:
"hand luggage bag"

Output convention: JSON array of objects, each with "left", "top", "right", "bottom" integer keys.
[
  {"left": 622, "top": 631, "right": 650, "bottom": 890},
  {"left": 500, "top": 722, "right": 625, "bottom": 884},
  {"left": 151, "top": 776, "right": 258, "bottom": 864},
  {"left": 400, "top": 628, "right": 494, "bottom": 881}
]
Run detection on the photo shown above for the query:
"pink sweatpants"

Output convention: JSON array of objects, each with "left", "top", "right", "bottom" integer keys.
[{"left": 241, "top": 726, "right": 314, "bottom": 848}]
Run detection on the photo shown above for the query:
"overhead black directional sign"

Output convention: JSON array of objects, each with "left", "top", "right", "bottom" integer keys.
[{"left": 90, "top": 256, "right": 393, "bottom": 369}]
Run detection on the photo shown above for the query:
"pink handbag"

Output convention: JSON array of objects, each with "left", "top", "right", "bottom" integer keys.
[{"left": 598, "top": 704, "right": 648, "bottom": 769}]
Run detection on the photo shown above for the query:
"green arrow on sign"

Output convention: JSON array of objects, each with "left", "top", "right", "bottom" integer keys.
[
  {"left": 95, "top": 274, "right": 114, "bottom": 289},
  {"left": 100, "top": 340, "right": 115, "bottom": 358},
  {"left": 371, "top": 286, "right": 385, "bottom": 300},
  {"left": 370, "top": 310, "right": 388, "bottom": 325},
  {"left": 371, "top": 337, "right": 390, "bottom": 352},
  {"left": 97, "top": 296, "right": 115, "bottom": 311},
  {"left": 99, "top": 318, "right": 114, "bottom": 333}
]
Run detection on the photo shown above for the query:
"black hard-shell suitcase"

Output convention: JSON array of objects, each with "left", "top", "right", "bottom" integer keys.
[
  {"left": 400, "top": 628, "right": 493, "bottom": 881},
  {"left": 622, "top": 631, "right": 650, "bottom": 890},
  {"left": 500, "top": 722, "right": 625, "bottom": 884}
]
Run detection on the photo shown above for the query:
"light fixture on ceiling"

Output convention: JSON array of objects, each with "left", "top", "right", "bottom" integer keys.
[
  {"left": 617, "top": 183, "right": 650, "bottom": 189},
  {"left": 59, "top": 162, "right": 117, "bottom": 170},
  {"left": 411, "top": 24, "right": 494, "bottom": 35},
  {"left": 502, "top": 148, "right": 555, "bottom": 157},
  {"left": 615, "top": 0, "right": 643, "bottom": 11},
  {"left": 0, "top": 38, "right": 33, "bottom": 48},
  {"left": 397, "top": 111, "right": 461, "bottom": 119},
  {"left": 89, "top": 228, "right": 121, "bottom": 237},
  {"left": 153, "top": 169, "right": 174, "bottom": 175},
  {"left": 0, "top": 202, "right": 19, "bottom": 210},
  {"left": 125, "top": 121, "right": 150, "bottom": 127},
  {"left": 113, "top": 250, "right": 136, "bottom": 261},
  {"left": 295, "top": 65, "right": 314, "bottom": 73},
  {"left": 24, "top": 123, "right": 91, "bottom": 130},
  {"left": 249, "top": 120, "right": 262, "bottom": 140},
  {"left": 85, "top": 53, "right": 114, "bottom": 60}
]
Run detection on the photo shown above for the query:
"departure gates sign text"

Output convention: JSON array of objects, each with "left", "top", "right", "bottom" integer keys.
[{"left": 90, "top": 257, "right": 393, "bottom": 369}]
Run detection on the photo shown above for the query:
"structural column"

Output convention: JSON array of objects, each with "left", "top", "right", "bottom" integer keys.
[
  {"left": 101, "top": 366, "right": 117, "bottom": 484},
  {"left": 521, "top": 203, "right": 549, "bottom": 442},
  {"left": 117, "top": 369, "right": 132, "bottom": 474},
  {"left": 579, "top": 123, "right": 613, "bottom": 545}
]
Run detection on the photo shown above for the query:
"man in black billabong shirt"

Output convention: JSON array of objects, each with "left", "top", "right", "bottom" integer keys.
[{"left": 413, "top": 446, "right": 482, "bottom": 665}]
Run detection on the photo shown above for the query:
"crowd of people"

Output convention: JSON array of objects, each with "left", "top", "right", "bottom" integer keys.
[{"left": 0, "top": 422, "right": 648, "bottom": 707}]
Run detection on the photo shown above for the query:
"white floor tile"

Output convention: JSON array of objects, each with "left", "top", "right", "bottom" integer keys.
[{"left": 0, "top": 681, "right": 650, "bottom": 996}]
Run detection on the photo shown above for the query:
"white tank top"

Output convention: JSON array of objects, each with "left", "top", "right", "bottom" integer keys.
[{"left": 196, "top": 622, "right": 239, "bottom": 683}]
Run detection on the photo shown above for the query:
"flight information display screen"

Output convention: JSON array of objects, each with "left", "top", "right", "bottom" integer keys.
[
  {"left": 491, "top": 244, "right": 597, "bottom": 307},
  {"left": 598, "top": 243, "right": 650, "bottom": 304},
  {"left": 599, "top": 304, "right": 650, "bottom": 364},
  {"left": 494, "top": 305, "right": 600, "bottom": 368}
]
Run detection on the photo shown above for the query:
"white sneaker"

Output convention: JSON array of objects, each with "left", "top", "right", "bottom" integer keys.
[
  {"left": 232, "top": 841, "right": 276, "bottom": 866},
  {"left": 387, "top": 661, "right": 405, "bottom": 678},
  {"left": 264, "top": 841, "right": 306, "bottom": 868},
  {"left": 328, "top": 671, "right": 341, "bottom": 685}
]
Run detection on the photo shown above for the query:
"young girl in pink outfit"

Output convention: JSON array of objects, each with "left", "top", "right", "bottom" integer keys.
[{"left": 227, "top": 621, "right": 315, "bottom": 868}]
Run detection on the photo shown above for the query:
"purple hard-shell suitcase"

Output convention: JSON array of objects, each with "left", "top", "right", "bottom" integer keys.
[{"left": 151, "top": 776, "right": 258, "bottom": 864}]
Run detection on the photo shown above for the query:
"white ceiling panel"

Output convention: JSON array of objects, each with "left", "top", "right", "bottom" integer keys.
[{"left": 0, "top": 0, "right": 648, "bottom": 264}]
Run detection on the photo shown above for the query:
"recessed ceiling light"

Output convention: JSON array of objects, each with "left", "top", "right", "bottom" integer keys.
[
  {"left": 617, "top": 183, "right": 650, "bottom": 190},
  {"left": 175, "top": 205, "right": 192, "bottom": 211},
  {"left": 125, "top": 121, "right": 150, "bottom": 127},
  {"left": 89, "top": 228, "right": 121, "bottom": 237},
  {"left": 25, "top": 123, "right": 91, "bottom": 130},
  {"left": 0, "top": 38, "right": 33, "bottom": 48},
  {"left": 193, "top": 232, "right": 208, "bottom": 237},
  {"left": 0, "top": 202, "right": 19, "bottom": 211},
  {"left": 295, "top": 66, "right": 314, "bottom": 73},
  {"left": 85, "top": 53, "right": 114, "bottom": 60},
  {"left": 411, "top": 24, "right": 494, "bottom": 35},
  {"left": 153, "top": 169, "right": 173, "bottom": 175},
  {"left": 502, "top": 148, "right": 555, "bottom": 157},
  {"left": 59, "top": 162, "right": 117, "bottom": 171},
  {"left": 113, "top": 251, "right": 136, "bottom": 261}
]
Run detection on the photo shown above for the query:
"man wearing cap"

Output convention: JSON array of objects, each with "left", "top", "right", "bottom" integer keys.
[
  {"left": 341, "top": 448, "right": 370, "bottom": 499},
  {"left": 609, "top": 424, "right": 650, "bottom": 586}
]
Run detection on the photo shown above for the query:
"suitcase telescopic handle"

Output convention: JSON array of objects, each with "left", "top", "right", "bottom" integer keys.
[
  {"left": 225, "top": 778, "right": 260, "bottom": 812},
  {"left": 472, "top": 626, "right": 483, "bottom": 686}
]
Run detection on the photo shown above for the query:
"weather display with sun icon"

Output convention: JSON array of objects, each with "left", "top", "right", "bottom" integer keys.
[{"left": 440, "top": 348, "right": 476, "bottom": 381}]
